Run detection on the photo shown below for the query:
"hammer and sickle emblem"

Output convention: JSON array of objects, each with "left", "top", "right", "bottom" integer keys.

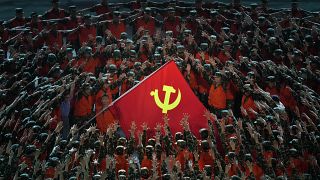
[{"left": 150, "top": 85, "right": 182, "bottom": 114}]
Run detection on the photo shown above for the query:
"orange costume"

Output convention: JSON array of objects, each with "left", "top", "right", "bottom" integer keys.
[
  {"left": 115, "top": 154, "right": 129, "bottom": 174},
  {"left": 226, "top": 81, "right": 237, "bottom": 102},
  {"left": 279, "top": 85, "right": 297, "bottom": 111},
  {"left": 107, "top": 20, "right": 126, "bottom": 39},
  {"left": 6, "top": 17, "right": 26, "bottom": 28},
  {"left": 163, "top": 16, "right": 181, "bottom": 38},
  {"left": 227, "top": 163, "right": 241, "bottom": 177},
  {"left": 176, "top": 149, "right": 193, "bottom": 171},
  {"left": 244, "top": 163, "right": 264, "bottom": 179},
  {"left": 265, "top": 85, "right": 279, "bottom": 96},
  {"left": 46, "top": 31, "right": 63, "bottom": 50},
  {"left": 77, "top": 57, "right": 100, "bottom": 74},
  {"left": 73, "top": 95, "right": 93, "bottom": 117},
  {"left": 78, "top": 25, "right": 97, "bottom": 45},
  {"left": 241, "top": 95, "right": 258, "bottom": 120},
  {"left": 217, "top": 51, "right": 231, "bottom": 65},
  {"left": 44, "top": 167, "right": 56, "bottom": 179},
  {"left": 198, "top": 151, "right": 215, "bottom": 171},
  {"left": 188, "top": 70, "right": 198, "bottom": 91},
  {"left": 95, "top": 106, "right": 115, "bottom": 133},
  {"left": 195, "top": 52, "right": 210, "bottom": 64},
  {"left": 141, "top": 156, "right": 153, "bottom": 170},
  {"left": 135, "top": 16, "right": 156, "bottom": 35},
  {"left": 208, "top": 84, "right": 227, "bottom": 109}
]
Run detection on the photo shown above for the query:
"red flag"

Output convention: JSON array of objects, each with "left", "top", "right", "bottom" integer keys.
[{"left": 109, "top": 60, "right": 208, "bottom": 137}]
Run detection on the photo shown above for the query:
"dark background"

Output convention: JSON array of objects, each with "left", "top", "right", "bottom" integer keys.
[{"left": 0, "top": 0, "right": 319, "bottom": 20}]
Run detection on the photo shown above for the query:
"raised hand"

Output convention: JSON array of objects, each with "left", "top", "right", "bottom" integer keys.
[
  {"left": 70, "top": 124, "right": 78, "bottom": 136},
  {"left": 229, "top": 139, "right": 236, "bottom": 151},
  {"left": 219, "top": 118, "right": 226, "bottom": 133},
  {"left": 225, "top": 163, "right": 231, "bottom": 174},
  {"left": 237, "top": 118, "right": 243, "bottom": 130},
  {"left": 180, "top": 113, "right": 190, "bottom": 131},
  {"left": 163, "top": 114, "right": 170, "bottom": 127},
  {"left": 86, "top": 124, "right": 97, "bottom": 134},
  {"left": 80, "top": 133, "right": 86, "bottom": 145},
  {"left": 240, "top": 106, "right": 248, "bottom": 117},
  {"left": 203, "top": 110, "right": 212, "bottom": 120},
  {"left": 246, "top": 161, "right": 253, "bottom": 172},
  {"left": 129, "top": 121, "right": 137, "bottom": 137},
  {"left": 246, "top": 122, "right": 254, "bottom": 136},
  {"left": 112, "top": 123, "right": 119, "bottom": 133},
  {"left": 54, "top": 121, "right": 63, "bottom": 133},
  {"left": 141, "top": 122, "right": 149, "bottom": 131},
  {"left": 155, "top": 131, "right": 161, "bottom": 143},
  {"left": 216, "top": 160, "right": 222, "bottom": 171},
  {"left": 98, "top": 132, "right": 104, "bottom": 145}
]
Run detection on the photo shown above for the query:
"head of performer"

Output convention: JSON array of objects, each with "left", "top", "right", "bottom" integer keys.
[
  {"left": 195, "top": 0, "right": 203, "bottom": 9},
  {"left": 69, "top": 6, "right": 77, "bottom": 18},
  {"left": 261, "top": 0, "right": 268, "bottom": 9},
  {"left": 101, "top": 0, "right": 108, "bottom": 6},
  {"left": 291, "top": 0, "right": 299, "bottom": 10},
  {"left": 15, "top": 8, "right": 24, "bottom": 19},
  {"left": 84, "top": 14, "right": 92, "bottom": 26},
  {"left": 214, "top": 71, "right": 222, "bottom": 85},
  {"left": 113, "top": 11, "right": 121, "bottom": 23},
  {"left": 51, "top": 0, "right": 59, "bottom": 10},
  {"left": 29, "top": 12, "right": 37, "bottom": 22},
  {"left": 143, "top": 7, "right": 152, "bottom": 20},
  {"left": 0, "top": 21, "right": 4, "bottom": 32},
  {"left": 167, "top": 8, "right": 175, "bottom": 21},
  {"left": 101, "top": 94, "right": 110, "bottom": 107}
]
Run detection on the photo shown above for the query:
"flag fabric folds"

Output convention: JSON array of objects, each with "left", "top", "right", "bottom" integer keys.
[{"left": 109, "top": 60, "right": 209, "bottom": 137}]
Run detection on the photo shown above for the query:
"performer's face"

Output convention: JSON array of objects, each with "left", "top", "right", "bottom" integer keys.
[
  {"left": 102, "top": 96, "right": 110, "bottom": 106},
  {"left": 214, "top": 76, "right": 221, "bottom": 84},
  {"left": 16, "top": 12, "right": 23, "bottom": 19},
  {"left": 52, "top": 2, "right": 58, "bottom": 9}
]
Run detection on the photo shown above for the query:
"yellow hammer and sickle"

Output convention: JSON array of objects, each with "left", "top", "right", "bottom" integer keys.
[{"left": 150, "top": 85, "right": 181, "bottom": 114}]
